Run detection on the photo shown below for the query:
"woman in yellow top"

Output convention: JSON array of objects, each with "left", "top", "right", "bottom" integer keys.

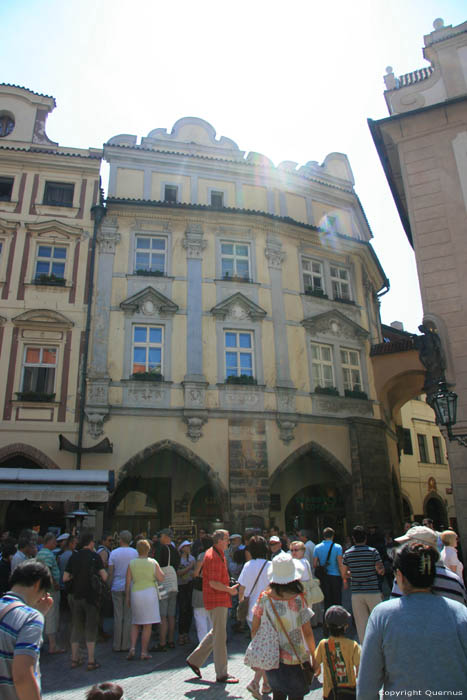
[{"left": 125, "top": 539, "right": 164, "bottom": 660}]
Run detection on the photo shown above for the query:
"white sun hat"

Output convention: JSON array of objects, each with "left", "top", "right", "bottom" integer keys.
[{"left": 268, "top": 552, "right": 305, "bottom": 584}]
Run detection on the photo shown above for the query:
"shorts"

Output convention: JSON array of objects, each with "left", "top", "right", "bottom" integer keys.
[{"left": 159, "top": 591, "right": 177, "bottom": 617}]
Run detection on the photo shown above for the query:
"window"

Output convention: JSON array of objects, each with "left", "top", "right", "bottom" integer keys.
[
  {"left": 21, "top": 347, "right": 57, "bottom": 394},
  {"left": 302, "top": 258, "right": 324, "bottom": 293},
  {"left": 341, "top": 348, "right": 362, "bottom": 392},
  {"left": 330, "top": 265, "right": 351, "bottom": 300},
  {"left": 402, "top": 428, "right": 413, "bottom": 455},
  {"left": 134, "top": 236, "right": 166, "bottom": 274},
  {"left": 417, "top": 434, "right": 428, "bottom": 463},
  {"left": 221, "top": 242, "right": 250, "bottom": 279},
  {"left": 34, "top": 245, "right": 67, "bottom": 280},
  {"left": 311, "top": 342, "right": 334, "bottom": 388},
  {"left": 164, "top": 185, "right": 178, "bottom": 203},
  {"left": 0, "top": 114, "right": 14, "bottom": 138},
  {"left": 225, "top": 331, "right": 254, "bottom": 378},
  {"left": 43, "top": 181, "right": 74, "bottom": 207},
  {"left": 433, "top": 436, "right": 443, "bottom": 464},
  {"left": 325, "top": 215, "right": 338, "bottom": 233},
  {"left": 0, "top": 177, "right": 13, "bottom": 201},
  {"left": 211, "top": 191, "right": 224, "bottom": 208},
  {"left": 132, "top": 326, "right": 163, "bottom": 375}
]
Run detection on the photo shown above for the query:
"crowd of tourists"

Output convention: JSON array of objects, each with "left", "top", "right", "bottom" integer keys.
[{"left": 0, "top": 519, "right": 465, "bottom": 699}]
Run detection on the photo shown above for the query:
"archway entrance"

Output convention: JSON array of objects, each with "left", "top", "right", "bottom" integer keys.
[
  {"left": 425, "top": 496, "right": 447, "bottom": 530},
  {"left": 285, "top": 483, "right": 346, "bottom": 535}
]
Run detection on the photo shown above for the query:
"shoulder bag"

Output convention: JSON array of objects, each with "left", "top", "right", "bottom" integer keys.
[
  {"left": 192, "top": 561, "right": 204, "bottom": 591},
  {"left": 161, "top": 546, "right": 178, "bottom": 594},
  {"left": 324, "top": 641, "right": 356, "bottom": 699},
  {"left": 244, "top": 595, "right": 280, "bottom": 670},
  {"left": 237, "top": 560, "right": 268, "bottom": 622},
  {"left": 315, "top": 541, "right": 334, "bottom": 583},
  {"left": 269, "top": 595, "right": 314, "bottom": 689},
  {"left": 0, "top": 600, "right": 25, "bottom": 623}
]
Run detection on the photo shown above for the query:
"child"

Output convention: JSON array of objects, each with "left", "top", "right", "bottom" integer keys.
[{"left": 313, "top": 605, "right": 360, "bottom": 699}]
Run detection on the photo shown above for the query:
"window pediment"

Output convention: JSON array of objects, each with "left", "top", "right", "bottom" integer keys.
[
  {"left": 12, "top": 309, "right": 74, "bottom": 328},
  {"left": 211, "top": 292, "right": 267, "bottom": 321},
  {"left": 120, "top": 286, "right": 179, "bottom": 317},
  {"left": 25, "top": 219, "right": 84, "bottom": 240},
  {"left": 301, "top": 310, "right": 368, "bottom": 340},
  {"left": 0, "top": 217, "right": 17, "bottom": 235}
]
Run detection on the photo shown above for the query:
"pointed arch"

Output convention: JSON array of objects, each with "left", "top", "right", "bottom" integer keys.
[
  {"left": 270, "top": 440, "right": 352, "bottom": 486},
  {"left": 0, "top": 443, "right": 60, "bottom": 469}
]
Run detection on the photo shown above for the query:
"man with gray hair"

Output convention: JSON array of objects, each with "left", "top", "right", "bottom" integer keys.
[
  {"left": 186, "top": 529, "right": 239, "bottom": 684},
  {"left": 11, "top": 533, "right": 37, "bottom": 572},
  {"left": 298, "top": 529, "right": 315, "bottom": 568},
  {"left": 108, "top": 531, "right": 137, "bottom": 651}
]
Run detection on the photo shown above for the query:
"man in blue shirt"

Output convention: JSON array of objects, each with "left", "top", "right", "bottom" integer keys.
[{"left": 313, "top": 527, "right": 348, "bottom": 611}]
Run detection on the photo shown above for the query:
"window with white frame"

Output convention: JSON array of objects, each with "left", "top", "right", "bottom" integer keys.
[
  {"left": 225, "top": 331, "right": 254, "bottom": 378},
  {"left": 21, "top": 346, "right": 57, "bottom": 395},
  {"left": 132, "top": 325, "right": 163, "bottom": 375},
  {"left": 164, "top": 185, "right": 178, "bottom": 203},
  {"left": 221, "top": 242, "right": 250, "bottom": 280},
  {"left": 330, "top": 265, "right": 351, "bottom": 300},
  {"left": 134, "top": 236, "right": 166, "bottom": 274},
  {"left": 340, "top": 348, "right": 362, "bottom": 392},
  {"left": 302, "top": 258, "right": 324, "bottom": 294},
  {"left": 311, "top": 342, "right": 334, "bottom": 389},
  {"left": 34, "top": 245, "right": 67, "bottom": 280}
]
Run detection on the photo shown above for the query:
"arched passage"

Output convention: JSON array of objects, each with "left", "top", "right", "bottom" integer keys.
[{"left": 423, "top": 492, "right": 448, "bottom": 530}]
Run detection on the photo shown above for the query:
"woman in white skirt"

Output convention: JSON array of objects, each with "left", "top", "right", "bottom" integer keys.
[{"left": 125, "top": 539, "right": 164, "bottom": 660}]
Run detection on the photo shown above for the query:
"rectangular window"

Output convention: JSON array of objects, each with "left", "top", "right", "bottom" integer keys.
[
  {"left": 330, "top": 265, "right": 351, "bottom": 300},
  {"left": 341, "top": 348, "right": 362, "bottom": 392},
  {"left": 34, "top": 245, "right": 67, "bottom": 280},
  {"left": 164, "top": 185, "right": 178, "bottom": 203},
  {"left": 132, "top": 326, "right": 163, "bottom": 375},
  {"left": 311, "top": 342, "right": 334, "bottom": 389},
  {"left": 0, "top": 177, "right": 14, "bottom": 202},
  {"left": 134, "top": 236, "right": 166, "bottom": 274},
  {"left": 43, "top": 181, "right": 74, "bottom": 207},
  {"left": 402, "top": 428, "right": 413, "bottom": 455},
  {"left": 302, "top": 258, "right": 324, "bottom": 293},
  {"left": 221, "top": 242, "right": 250, "bottom": 279},
  {"left": 21, "top": 347, "right": 57, "bottom": 394},
  {"left": 211, "top": 191, "right": 224, "bottom": 208},
  {"left": 325, "top": 215, "right": 338, "bottom": 233},
  {"left": 225, "top": 331, "right": 254, "bottom": 378},
  {"left": 433, "top": 436, "right": 443, "bottom": 464},
  {"left": 417, "top": 434, "right": 428, "bottom": 463}
]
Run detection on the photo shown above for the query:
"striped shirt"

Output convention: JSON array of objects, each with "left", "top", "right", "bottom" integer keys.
[
  {"left": 391, "top": 563, "right": 467, "bottom": 605},
  {"left": 343, "top": 545, "right": 382, "bottom": 593},
  {"left": 36, "top": 547, "right": 60, "bottom": 583},
  {"left": 0, "top": 592, "right": 44, "bottom": 699}
]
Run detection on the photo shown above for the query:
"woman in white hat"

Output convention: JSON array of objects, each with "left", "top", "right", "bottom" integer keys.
[
  {"left": 177, "top": 540, "right": 195, "bottom": 645},
  {"left": 250, "top": 552, "right": 316, "bottom": 700}
]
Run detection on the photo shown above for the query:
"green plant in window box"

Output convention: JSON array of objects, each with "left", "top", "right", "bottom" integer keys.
[
  {"left": 344, "top": 389, "right": 368, "bottom": 400},
  {"left": 314, "top": 386, "right": 339, "bottom": 396},
  {"left": 34, "top": 274, "right": 66, "bottom": 286},
  {"left": 222, "top": 273, "right": 251, "bottom": 283},
  {"left": 135, "top": 269, "right": 164, "bottom": 277},
  {"left": 15, "top": 391, "right": 56, "bottom": 402},
  {"left": 130, "top": 371, "right": 164, "bottom": 382},
  {"left": 226, "top": 375, "right": 257, "bottom": 385},
  {"left": 304, "top": 287, "right": 328, "bottom": 299}
]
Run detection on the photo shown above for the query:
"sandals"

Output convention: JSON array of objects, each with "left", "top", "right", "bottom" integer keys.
[
  {"left": 71, "top": 659, "right": 83, "bottom": 669},
  {"left": 262, "top": 683, "right": 272, "bottom": 694},
  {"left": 154, "top": 644, "right": 167, "bottom": 652},
  {"left": 167, "top": 642, "right": 175, "bottom": 649},
  {"left": 49, "top": 648, "right": 66, "bottom": 655},
  {"left": 87, "top": 661, "right": 101, "bottom": 671},
  {"left": 140, "top": 653, "right": 152, "bottom": 660},
  {"left": 246, "top": 681, "right": 262, "bottom": 699},
  {"left": 127, "top": 648, "right": 136, "bottom": 660}
]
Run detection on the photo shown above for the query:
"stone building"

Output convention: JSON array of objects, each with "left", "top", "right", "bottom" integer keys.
[
  {"left": 84, "top": 116, "right": 402, "bottom": 537},
  {"left": 369, "top": 17, "right": 467, "bottom": 554},
  {"left": 0, "top": 84, "right": 112, "bottom": 533}
]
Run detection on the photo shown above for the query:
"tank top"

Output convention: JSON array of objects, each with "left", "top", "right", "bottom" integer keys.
[{"left": 129, "top": 557, "right": 156, "bottom": 592}]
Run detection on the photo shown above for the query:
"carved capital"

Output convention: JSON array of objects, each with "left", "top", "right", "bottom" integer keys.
[
  {"left": 97, "top": 218, "right": 120, "bottom": 253},
  {"left": 277, "top": 416, "right": 297, "bottom": 444},
  {"left": 265, "top": 247, "right": 286, "bottom": 270},
  {"left": 183, "top": 223, "right": 207, "bottom": 259},
  {"left": 183, "top": 412, "right": 208, "bottom": 442}
]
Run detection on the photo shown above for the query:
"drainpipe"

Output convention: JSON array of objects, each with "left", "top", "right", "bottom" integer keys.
[{"left": 76, "top": 197, "right": 106, "bottom": 469}]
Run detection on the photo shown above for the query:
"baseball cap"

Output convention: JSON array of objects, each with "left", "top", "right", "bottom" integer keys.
[
  {"left": 394, "top": 525, "right": 437, "bottom": 548},
  {"left": 269, "top": 535, "right": 281, "bottom": 543},
  {"left": 56, "top": 533, "right": 70, "bottom": 542},
  {"left": 325, "top": 605, "right": 351, "bottom": 628}
]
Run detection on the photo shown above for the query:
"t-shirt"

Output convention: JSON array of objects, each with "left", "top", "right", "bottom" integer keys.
[
  {"left": 36, "top": 547, "right": 60, "bottom": 584},
  {"left": 315, "top": 636, "right": 360, "bottom": 697},
  {"left": 238, "top": 558, "right": 270, "bottom": 621},
  {"left": 108, "top": 546, "right": 138, "bottom": 592},
  {"left": 304, "top": 540, "right": 315, "bottom": 568},
  {"left": 65, "top": 549, "right": 104, "bottom": 604},
  {"left": 0, "top": 592, "right": 44, "bottom": 700},
  {"left": 129, "top": 557, "right": 156, "bottom": 592},
  {"left": 202, "top": 546, "right": 231, "bottom": 611},
  {"left": 391, "top": 563, "right": 467, "bottom": 605},
  {"left": 178, "top": 554, "right": 195, "bottom": 585},
  {"left": 58, "top": 550, "right": 73, "bottom": 588},
  {"left": 192, "top": 552, "right": 205, "bottom": 609},
  {"left": 343, "top": 544, "right": 382, "bottom": 593},
  {"left": 314, "top": 541, "right": 343, "bottom": 577},
  {"left": 253, "top": 592, "right": 313, "bottom": 664},
  {"left": 10, "top": 551, "right": 27, "bottom": 572},
  {"left": 440, "top": 546, "right": 464, "bottom": 579}
]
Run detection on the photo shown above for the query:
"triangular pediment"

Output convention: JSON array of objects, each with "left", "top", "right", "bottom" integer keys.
[
  {"left": 25, "top": 220, "right": 84, "bottom": 239},
  {"left": 120, "top": 286, "right": 179, "bottom": 316},
  {"left": 13, "top": 309, "right": 74, "bottom": 328},
  {"left": 301, "top": 310, "right": 368, "bottom": 339},
  {"left": 211, "top": 292, "right": 267, "bottom": 321}
]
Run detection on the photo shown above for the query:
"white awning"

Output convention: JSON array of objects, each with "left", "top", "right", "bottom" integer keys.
[{"left": 0, "top": 468, "right": 113, "bottom": 503}]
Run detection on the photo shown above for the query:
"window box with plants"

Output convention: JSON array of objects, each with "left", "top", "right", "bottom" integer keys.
[
  {"left": 225, "top": 375, "right": 257, "bottom": 385},
  {"left": 135, "top": 269, "right": 164, "bottom": 277},
  {"left": 222, "top": 273, "right": 252, "bottom": 283},
  {"left": 304, "top": 287, "right": 328, "bottom": 299},
  {"left": 130, "top": 371, "right": 164, "bottom": 382},
  {"left": 15, "top": 391, "right": 56, "bottom": 402},
  {"left": 344, "top": 389, "right": 368, "bottom": 400},
  {"left": 314, "top": 386, "right": 339, "bottom": 396},
  {"left": 33, "top": 274, "right": 66, "bottom": 287},
  {"left": 334, "top": 296, "right": 356, "bottom": 306}
]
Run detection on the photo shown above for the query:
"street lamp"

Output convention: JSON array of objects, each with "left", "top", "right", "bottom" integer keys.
[{"left": 429, "top": 380, "right": 467, "bottom": 447}]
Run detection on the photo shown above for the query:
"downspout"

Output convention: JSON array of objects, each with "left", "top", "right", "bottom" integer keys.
[{"left": 76, "top": 196, "right": 106, "bottom": 469}]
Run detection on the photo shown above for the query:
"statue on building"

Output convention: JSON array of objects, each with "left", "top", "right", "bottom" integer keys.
[{"left": 413, "top": 324, "right": 446, "bottom": 395}]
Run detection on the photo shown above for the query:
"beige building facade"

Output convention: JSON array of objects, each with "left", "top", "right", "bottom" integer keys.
[{"left": 369, "top": 18, "right": 467, "bottom": 554}]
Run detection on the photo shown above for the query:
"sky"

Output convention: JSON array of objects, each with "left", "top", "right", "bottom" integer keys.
[{"left": 1, "top": 0, "right": 466, "bottom": 334}]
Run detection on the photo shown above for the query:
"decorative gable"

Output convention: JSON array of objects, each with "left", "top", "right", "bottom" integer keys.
[
  {"left": 26, "top": 219, "right": 84, "bottom": 240},
  {"left": 211, "top": 292, "right": 267, "bottom": 321},
  {"left": 12, "top": 309, "right": 74, "bottom": 328},
  {"left": 301, "top": 310, "right": 368, "bottom": 340},
  {"left": 120, "top": 286, "right": 179, "bottom": 317}
]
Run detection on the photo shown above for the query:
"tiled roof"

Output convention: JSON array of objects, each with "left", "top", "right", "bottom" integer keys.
[
  {"left": 0, "top": 83, "right": 56, "bottom": 105},
  {"left": 0, "top": 145, "right": 100, "bottom": 159},
  {"left": 395, "top": 66, "right": 434, "bottom": 89},
  {"left": 370, "top": 338, "right": 415, "bottom": 356}
]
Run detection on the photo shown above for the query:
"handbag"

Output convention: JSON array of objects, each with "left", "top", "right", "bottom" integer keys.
[
  {"left": 308, "top": 576, "right": 325, "bottom": 604},
  {"left": 237, "top": 560, "right": 268, "bottom": 622},
  {"left": 192, "top": 562, "right": 203, "bottom": 591},
  {"left": 156, "top": 580, "right": 168, "bottom": 601},
  {"left": 324, "top": 641, "right": 356, "bottom": 699},
  {"left": 269, "top": 595, "right": 314, "bottom": 689},
  {"left": 161, "top": 546, "right": 178, "bottom": 594},
  {"left": 315, "top": 541, "right": 334, "bottom": 583},
  {"left": 244, "top": 595, "right": 280, "bottom": 670}
]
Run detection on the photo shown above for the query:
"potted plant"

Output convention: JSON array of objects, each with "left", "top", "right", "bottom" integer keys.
[
  {"left": 314, "top": 386, "right": 339, "bottom": 396},
  {"left": 135, "top": 269, "right": 164, "bottom": 277},
  {"left": 15, "top": 391, "right": 56, "bottom": 402},
  {"left": 225, "top": 375, "right": 257, "bottom": 385},
  {"left": 34, "top": 274, "right": 66, "bottom": 286},
  {"left": 344, "top": 388, "right": 368, "bottom": 400},
  {"left": 130, "top": 370, "right": 164, "bottom": 382}
]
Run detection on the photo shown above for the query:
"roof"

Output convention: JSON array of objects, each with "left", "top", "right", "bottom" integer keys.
[
  {"left": 395, "top": 66, "right": 434, "bottom": 90},
  {"left": 370, "top": 338, "right": 415, "bottom": 356},
  {"left": 0, "top": 144, "right": 101, "bottom": 160},
  {"left": 0, "top": 83, "right": 56, "bottom": 106}
]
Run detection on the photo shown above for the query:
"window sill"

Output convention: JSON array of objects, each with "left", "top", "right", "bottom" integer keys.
[
  {"left": 216, "top": 277, "right": 259, "bottom": 286},
  {"left": 121, "top": 378, "right": 173, "bottom": 385},
  {"left": 12, "top": 399, "right": 59, "bottom": 406},
  {"left": 35, "top": 204, "right": 80, "bottom": 217},
  {"left": 333, "top": 297, "right": 357, "bottom": 306},
  {"left": 27, "top": 281, "right": 71, "bottom": 290},
  {"left": 127, "top": 273, "right": 174, "bottom": 280},
  {"left": 311, "top": 392, "right": 372, "bottom": 417},
  {"left": 0, "top": 200, "right": 19, "bottom": 211}
]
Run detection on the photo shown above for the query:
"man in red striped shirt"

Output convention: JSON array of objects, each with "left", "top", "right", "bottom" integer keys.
[{"left": 186, "top": 529, "right": 239, "bottom": 683}]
